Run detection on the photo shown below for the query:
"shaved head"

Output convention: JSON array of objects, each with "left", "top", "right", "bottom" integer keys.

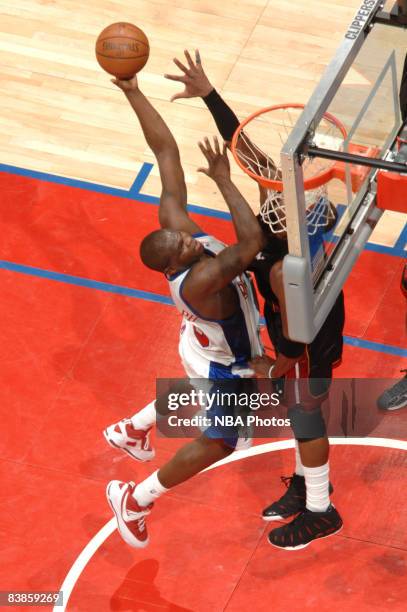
[
  {"left": 139, "top": 229, "right": 178, "bottom": 272},
  {"left": 140, "top": 228, "right": 205, "bottom": 275}
]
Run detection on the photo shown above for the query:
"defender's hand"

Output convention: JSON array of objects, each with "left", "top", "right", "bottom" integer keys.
[
  {"left": 164, "top": 49, "right": 213, "bottom": 101},
  {"left": 198, "top": 137, "right": 230, "bottom": 183},
  {"left": 249, "top": 355, "right": 276, "bottom": 378},
  {"left": 111, "top": 74, "right": 139, "bottom": 92}
]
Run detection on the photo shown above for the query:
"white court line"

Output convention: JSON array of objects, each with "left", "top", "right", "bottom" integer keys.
[{"left": 55, "top": 437, "right": 407, "bottom": 611}]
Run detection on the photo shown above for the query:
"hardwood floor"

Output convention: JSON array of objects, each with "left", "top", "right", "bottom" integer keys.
[{"left": 0, "top": 0, "right": 405, "bottom": 246}]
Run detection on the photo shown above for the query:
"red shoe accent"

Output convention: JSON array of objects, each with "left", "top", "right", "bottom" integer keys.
[
  {"left": 104, "top": 419, "right": 155, "bottom": 462},
  {"left": 126, "top": 491, "right": 153, "bottom": 514},
  {"left": 121, "top": 485, "right": 151, "bottom": 544},
  {"left": 125, "top": 423, "right": 150, "bottom": 440}
]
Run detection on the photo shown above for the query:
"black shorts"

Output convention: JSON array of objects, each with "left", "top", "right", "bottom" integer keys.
[{"left": 264, "top": 292, "right": 345, "bottom": 407}]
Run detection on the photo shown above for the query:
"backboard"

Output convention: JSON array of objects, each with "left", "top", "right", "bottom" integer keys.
[{"left": 236, "top": 0, "right": 407, "bottom": 343}]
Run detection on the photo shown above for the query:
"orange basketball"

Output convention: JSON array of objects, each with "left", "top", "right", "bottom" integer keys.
[{"left": 95, "top": 22, "right": 149, "bottom": 79}]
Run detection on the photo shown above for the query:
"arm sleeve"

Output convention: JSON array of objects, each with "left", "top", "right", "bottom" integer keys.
[
  {"left": 202, "top": 89, "right": 304, "bottom": 358},
  {"left": 202, "top": 89, "right": 240, "bottom": 141}
]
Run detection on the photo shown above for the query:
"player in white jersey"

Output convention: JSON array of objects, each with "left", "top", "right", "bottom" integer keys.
[
  {"left": 104, "top": 73, "right": 264, "bottom": 548},
  {"left": 169, "top": 232, "right": 262, "bottom": 379}
]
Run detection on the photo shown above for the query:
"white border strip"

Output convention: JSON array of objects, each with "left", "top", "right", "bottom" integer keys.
[{"left": 55, "top": 437, "right": 407, "bottom": 611}]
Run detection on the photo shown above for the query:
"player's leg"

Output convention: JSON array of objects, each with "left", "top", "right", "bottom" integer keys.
[
  {"left": 259, "top": 307, "right": 300, "bottom": 520},
  {"left": 258, "top": 339, "right": 335, "bottom": 528},
  {"left": 294, "top": 377, "right": 331, "bottom": 515},
  {"left": 294, "top": 410, "right": 331, "bottom": 520},
  {"left": 157, "top": 435, "right": 233, "bottom": 487},
  {"left": 262, "top": 438, "right": 333, "bottom": 522},
  {"left": 106, "top": 434, "right": 233, "bottom": 548},
  {"left": 266, "top": 365, "right": 342, "bottom": 550},
  {"left": 260, "top": 307, "right": 311, "bottom": 521},
  {"left": 107, "top": 376, "right": 246, "bottom": 549},
  {"left": 103, "top": 380, "right": 197, "bottom": 461}
]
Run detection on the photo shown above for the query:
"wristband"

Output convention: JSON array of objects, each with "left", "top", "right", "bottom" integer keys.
[{"left": 268, "top": 365, "right": 275, "bottom": 378}]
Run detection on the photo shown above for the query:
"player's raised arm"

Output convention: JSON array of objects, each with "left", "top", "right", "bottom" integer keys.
[
  {"left": 183, "top": 138, "right": 264, "bottom": 300},
  {"left": 112, "top": 74, "right": 202, "bottom": 234},
  {"left": 165, "top": 49, "right": 240, "bottom": 144},
  {"left": 165, "top": 50, "right": 278, "bottom": 188}
]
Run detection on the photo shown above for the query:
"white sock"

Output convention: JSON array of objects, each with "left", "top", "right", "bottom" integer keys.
[
  {"left": 303, "top": 462, "right": 330, "bottom": 512},
  {"left": 294, "top": 440, "right": 304, "bottom": 476},
  {"left": 132, "top": 470, "right": 168, "bottom": 507},
  {"left": 130, "top": 400, "right": 156, "bottom": 430}
]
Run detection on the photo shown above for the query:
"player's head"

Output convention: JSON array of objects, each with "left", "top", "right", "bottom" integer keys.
[{"left": 140, "top": 229, "right": 204, "bottom": 275}]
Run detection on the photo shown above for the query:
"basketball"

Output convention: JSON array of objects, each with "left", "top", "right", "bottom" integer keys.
[{"left": 95, "top": 22, "right": 149, "bottom": 79}]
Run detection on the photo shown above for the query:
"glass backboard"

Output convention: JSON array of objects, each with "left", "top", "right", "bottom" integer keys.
[{"left": 279, "top": 0, "right": 406, "bottom": 342}]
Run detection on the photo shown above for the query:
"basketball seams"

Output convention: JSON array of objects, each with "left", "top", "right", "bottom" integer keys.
[
  {"left": 96, "top": 53, "right": 149, "bottom": 60},
  {"left": 95, "top": 22, "right": 150, "bottom": 77},
  {"left": 97, "top": 36, "right": 148, "bottom": 45}
]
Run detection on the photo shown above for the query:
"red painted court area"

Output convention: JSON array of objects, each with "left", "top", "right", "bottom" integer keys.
[{"left": 0, "top": 170, "right": 406, "bottom": 611}]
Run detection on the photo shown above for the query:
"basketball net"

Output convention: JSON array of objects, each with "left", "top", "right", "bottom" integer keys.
[{"left": 232, "top": 105, "right": 347, "bottom": 235}]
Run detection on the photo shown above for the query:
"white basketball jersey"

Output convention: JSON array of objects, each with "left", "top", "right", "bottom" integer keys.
[{"left": 167, "top": 233, "right": 263, "bottom": 378}]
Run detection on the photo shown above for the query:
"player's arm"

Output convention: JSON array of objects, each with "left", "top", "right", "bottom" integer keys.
[
  {"left": 112, "top": 74, "right": 202, "bottom": 234},
  {"left": 165, "top": 49, "right": 278, "bottom": 187},
  {"left": 183, "top": 138, "right": 265, "bottom": 299}
]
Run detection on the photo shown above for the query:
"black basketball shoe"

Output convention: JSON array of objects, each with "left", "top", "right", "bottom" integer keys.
[
  {"left": 262, "top": 474, "right": 334, "bottom": 521},
  {"left": 377, "top": 371, "right": 407, "bottom": 411},
  {"left": 268, "top": 504, "right": 343, "bottom": 550}
]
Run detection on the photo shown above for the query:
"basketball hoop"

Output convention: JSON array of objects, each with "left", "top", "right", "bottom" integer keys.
[{"left": 230, "top": 103, "right": 348, "bottom": 235}]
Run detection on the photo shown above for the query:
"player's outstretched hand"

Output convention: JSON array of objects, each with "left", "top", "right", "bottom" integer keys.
[
  {"left": 111, "top": 74, "right": 139, "bottom": 92},
  {"left": 198, "top": 137, "right": 230, "bottom": 183},
  {"left": 164, "top": 49, "right": 213, "bottom": 101}
]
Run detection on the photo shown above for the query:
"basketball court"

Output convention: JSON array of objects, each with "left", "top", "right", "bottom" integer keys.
[{"left": 0, "top": 0, "right": 406, "bottom": 610}]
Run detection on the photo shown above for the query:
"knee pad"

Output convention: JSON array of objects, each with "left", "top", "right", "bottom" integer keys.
[{"left": 288, "top": 404, "right": 326, "bottom": 440}]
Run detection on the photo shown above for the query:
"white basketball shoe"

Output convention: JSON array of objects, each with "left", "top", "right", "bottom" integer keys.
[
  {"left": 103, "top": 417, "right": 155, "bottom": 461},
  {"left": 106, "top": 480, "right": 152, "bottom": 548}
]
